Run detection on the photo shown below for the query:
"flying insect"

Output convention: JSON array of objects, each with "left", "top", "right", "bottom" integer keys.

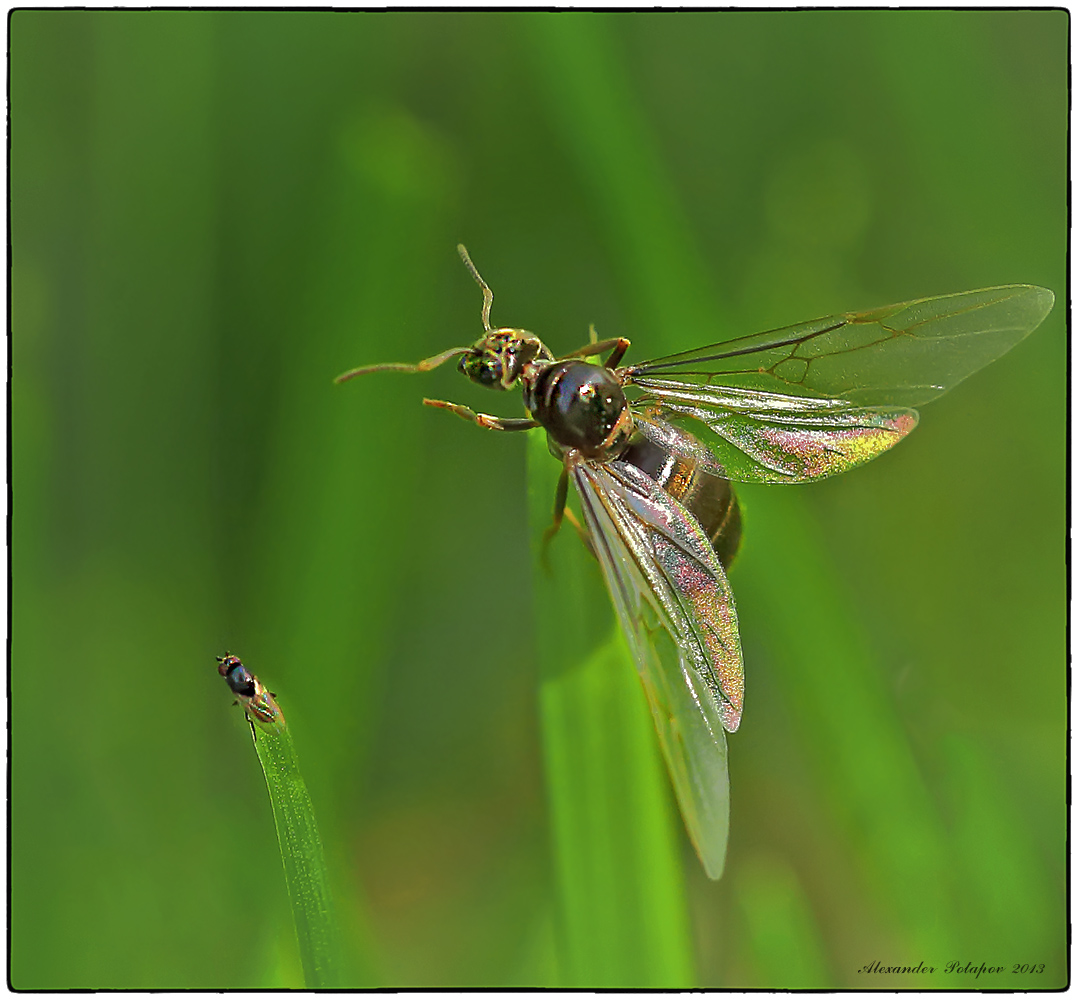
[
  {"left": 336, "top": 246, "right": 1053, "bottom": 879},
  {"left": 217, "top": 652, "right": 284, "bottom": 739}
]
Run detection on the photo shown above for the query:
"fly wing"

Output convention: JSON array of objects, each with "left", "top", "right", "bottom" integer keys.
[
  {"left": 571, "top": 457, "right": 744, "bottom": 879},
  {"left": 625, "top": 284, "right": 1054, "bottom": 408}
]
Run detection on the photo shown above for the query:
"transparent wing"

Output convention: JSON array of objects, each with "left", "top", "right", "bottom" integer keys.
[
  {"left": 571, "top": 456, "right": 744, "bottom": 879},
  {"left": 621, "top": 284, "right": 1052, "bottom": 483},
  {"left": 625, "top": 284, "right": 1054, "bottom": 407},
  {"left": 629, "top": 382, "right": 919, "bottom": 483}
]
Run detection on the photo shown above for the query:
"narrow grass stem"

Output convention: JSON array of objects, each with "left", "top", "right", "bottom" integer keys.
[{"left": 227, "top": 678, "right": 345, "bottom": 989}]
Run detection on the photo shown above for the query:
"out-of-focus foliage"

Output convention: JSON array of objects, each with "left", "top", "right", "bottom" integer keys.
[{"left": 11, "top": 10, "right": 1065, "bottom": 989}]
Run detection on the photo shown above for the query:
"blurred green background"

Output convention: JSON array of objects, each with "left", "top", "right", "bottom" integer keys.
[{"left": 12, "top": 9, "right": 1066, "bottom": 989}]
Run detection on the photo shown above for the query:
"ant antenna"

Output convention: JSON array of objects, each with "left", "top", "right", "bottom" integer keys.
[
  {"left": 334, "top": 346, "right": 472, "bottom": 384},
  {"left": 457, "top": 244, "right": 494, "bottom": 332},
  {"left": 334, "top": 245, "right": 494, "bottom": 385}
]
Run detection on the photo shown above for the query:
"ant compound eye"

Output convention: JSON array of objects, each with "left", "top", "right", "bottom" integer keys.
[{"left": 461, "top": 354, "right": 502, "bottom": 388}]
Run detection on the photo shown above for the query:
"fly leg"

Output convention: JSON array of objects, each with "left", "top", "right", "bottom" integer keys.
[{"left": 423, "top": 398, "right": 540, "bottom": 432}]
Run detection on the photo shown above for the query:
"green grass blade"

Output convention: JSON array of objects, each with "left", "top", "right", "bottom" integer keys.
[
  {"left": 245, "top": 707, "right": 345, "bottom": 989},
  {"left": 528, "top": 431, "right": 695, "bottom": 988}
]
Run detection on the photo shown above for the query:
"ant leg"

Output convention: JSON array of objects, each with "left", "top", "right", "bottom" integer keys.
[
  {"left": 602, "top": 339, "right": 629, "bottom": 369},
  {"left": 423, "top": 398, "right": 540, "bottom": 432},
  {"left": 563, "top": 508, "right": 595, "bottom": 558},
  {"left": 541, "top": 468, "right": 594, "bottom": 568},
  {"left": 541, "top": 467, "right": 570, "bottom": 563},
  {"left": 560, "top": 336, "right": 631, "bottom": 370}
]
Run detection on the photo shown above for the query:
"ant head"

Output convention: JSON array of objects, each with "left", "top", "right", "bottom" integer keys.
[{"left": 459, "top": 328, "right": 552, "bottom": 391}]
